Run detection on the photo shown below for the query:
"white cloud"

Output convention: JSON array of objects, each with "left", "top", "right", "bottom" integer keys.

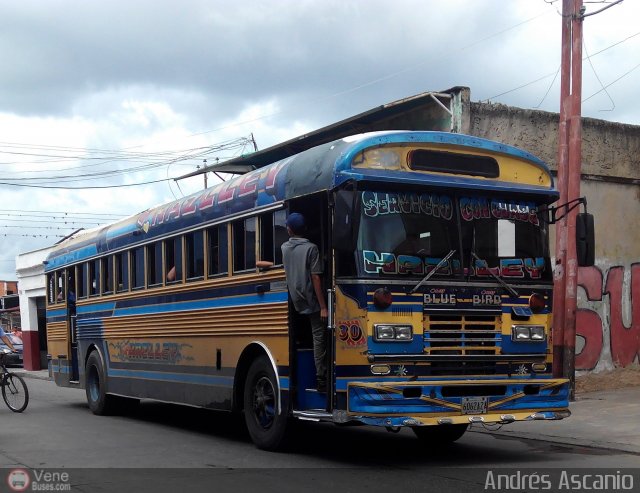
[{"left": 1, "top": 0, "right": 639, "bottom": 278}]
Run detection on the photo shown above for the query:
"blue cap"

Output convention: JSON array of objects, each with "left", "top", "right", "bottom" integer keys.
[{"left": 286, "top": 213, "right": 306, "bottom": 234}]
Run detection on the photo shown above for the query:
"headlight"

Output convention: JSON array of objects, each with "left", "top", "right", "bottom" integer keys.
[
  {"left": 395, "top": 326, "right": 413, "bottom": 341},
  {"left": 374, "top": 324, "right": 413, "bottom": 342},
  {"left": 513, "top": 326, "right": 531, "bottom": 340},
  {"left": 530, "top": 326, "right": 546, "bottom": 341},
  {"left": 511, "top": 325, "right": 546, "bottom": 342},
  {"left": 375, "top": 325, "right": 396, "bottom": 340}
]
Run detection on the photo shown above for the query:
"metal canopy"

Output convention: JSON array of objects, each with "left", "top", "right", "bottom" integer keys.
[{"left": 177, "top": 88, "right": 461, "bottom": 179}]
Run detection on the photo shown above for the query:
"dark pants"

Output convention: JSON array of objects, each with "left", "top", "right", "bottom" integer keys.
[{"left": 308, "top": 312, "right": 327, "bottom": 383}]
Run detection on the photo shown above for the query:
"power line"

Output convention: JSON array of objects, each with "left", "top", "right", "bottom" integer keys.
[
  {"left": 534, "top": 65, "right": 561, "bottom": 108},
  {"left": 0, "top": 177, "right": 171, "bottom": 189},
  {"left": 0, "top": 218, "right": 102, "bottom": 226},
  {"left": 0, "top": 225, "right": 92, "bottom": 231},
  {"left": 583, "top": 38, "right": 615, "bottom": 111},
  {"left": 0, "top": 209, "right": 125, "bottom": 218},
  {"left": 583, "top": 61, "right": 640, "bottom": 103},
  {"left": 487, "top": 29, "right": 640, "bottom": 102},
  {"left": 0, "top": 138, "right": 254, "bottom": 188},
  {"left": 488, "top": 71, "right": 560, "bottom": 101},
  {"left": 0, "top": 233, "right": 65, "bottom": 238}
]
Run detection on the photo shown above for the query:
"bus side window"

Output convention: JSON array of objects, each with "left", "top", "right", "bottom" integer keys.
[
  {"left": 147, "top": 242, "right": 163, "bottom": 287},
  {"left": 259, "top": 213, "right": 274, "bottom": 264},
  {"left": 89, "top": 260, "right": 100, "bottom": 297},
  {"left": 165, "top": 237, "right": 183, "bottom": 284},
  {"left": 233, "top": 218, "right": 256, "bottom": 273},
  {"left": 47, "top": 273, "right": 56, "bottom": 305},
  {"left": 116, "top": 252, "right": 129, "bottom": 293},
  {"left": 259, "top": 210, "right": 287, "bottom": 266},
  {"left": 77, "top": 263, "right": 88, "bottom": 299},
  {"left": 186, "top": 230, "right": 205, "bottom": 281},
  {"left": 274, "top": 210, "right": 287, "bottom": 265},
  {"left": 208, "top": 224, "right": 228, "bottom": 277},
  {"left": 102, "top": 256, "right": 114, "bottom": 295},
  {"left": 132, "top": 247, "right": 145, "bottom": 290},
  {"left": 56, "top": 271, "right": 65, "bottom": 303}
]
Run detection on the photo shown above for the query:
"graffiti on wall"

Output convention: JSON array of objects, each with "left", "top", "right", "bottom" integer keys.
[{"left": 576, "top": 263, "right": 640, "bottom": 370}]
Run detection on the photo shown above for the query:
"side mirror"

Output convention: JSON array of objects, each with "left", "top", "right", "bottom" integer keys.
[
  {"left": 332, "top": 190, "right": 358, "bottom": 252},
  {"left": 576, "top": 213, "right": 595, "bottom": 267}
]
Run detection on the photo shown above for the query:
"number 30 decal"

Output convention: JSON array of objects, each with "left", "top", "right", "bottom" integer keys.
[{"left": 338, "top": 320, "right": 366, "bottom": 348}]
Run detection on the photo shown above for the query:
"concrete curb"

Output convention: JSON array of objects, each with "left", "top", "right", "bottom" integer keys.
[
  {"left": 12, "top": 369, "right": 52, "bottom": 381},
  {"left": 470, "top": 428, "right": 640, "bottom": 456}
]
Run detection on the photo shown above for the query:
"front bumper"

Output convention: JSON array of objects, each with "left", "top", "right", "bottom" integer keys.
[{"left": 346, "top": 378, "right": 569, "bottom": 427}]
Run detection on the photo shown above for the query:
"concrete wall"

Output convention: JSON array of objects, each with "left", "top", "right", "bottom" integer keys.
[
  {"left": 467, "top": 100, "right": 640, "bottom": 371},
  {"left": 468, "top": 100, "right": 640, "bottom": 181},
  {"left": 16, "top": 246, "right": 53, "bottom": 371}
]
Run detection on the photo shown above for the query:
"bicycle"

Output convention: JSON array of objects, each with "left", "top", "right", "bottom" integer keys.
[{"left": 0, "top": 350, "right": 29, "bottom": 412}]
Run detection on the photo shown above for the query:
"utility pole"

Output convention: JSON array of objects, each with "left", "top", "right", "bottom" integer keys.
[
  {"left": 203, "top": 159, "right": 208, "bottom": 189},
  {"left": 553, "top": 0, "right": 584, "bottom": 400}
]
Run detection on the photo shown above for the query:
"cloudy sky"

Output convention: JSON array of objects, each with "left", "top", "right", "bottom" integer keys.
[{"left": 1, "top": 0, "right": 638, "bottom": 280}]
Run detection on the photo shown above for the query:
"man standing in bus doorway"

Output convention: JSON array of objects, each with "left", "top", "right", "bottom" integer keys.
[{"left": 281, "top": 213, "right": 328, "bottom": 392}]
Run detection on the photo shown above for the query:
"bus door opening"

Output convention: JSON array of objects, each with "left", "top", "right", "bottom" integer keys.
[
  {"left": 66, "top": 271, "right": 79, "bottom": 382},
  {"left": 285, "top": 193, "right": 332, "bottom": 410}
]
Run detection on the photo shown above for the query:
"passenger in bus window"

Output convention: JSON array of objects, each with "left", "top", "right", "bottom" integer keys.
[
  {"left": 395, "top": 232, "right": 430, "bottom": 256},
  {"left": 281, "top": 213, "right": 328, "bottom": 392},
  {"left": 167, "top": 265, "right": 176, "bottom": 282}
]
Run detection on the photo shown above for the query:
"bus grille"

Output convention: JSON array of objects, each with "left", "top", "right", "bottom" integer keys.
[{"left": 424, "top": 314, "right": 502, "bottom": 375}]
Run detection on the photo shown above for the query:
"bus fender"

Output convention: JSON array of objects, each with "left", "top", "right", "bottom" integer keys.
[
  {"left": 232, "top": 342, "right": 281, "bottom": 415},
  {"left": 83, "top": 344, "right": 107, "bottom": 388}
]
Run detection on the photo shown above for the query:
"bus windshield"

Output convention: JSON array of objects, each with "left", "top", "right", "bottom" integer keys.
[{"left": 356, "top": 190, "right": 551, "bottom": 282}]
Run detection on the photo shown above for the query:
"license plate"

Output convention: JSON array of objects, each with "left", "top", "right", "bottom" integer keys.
[{"left": 461, "top": 396, "right": 489, "bottom": 415}]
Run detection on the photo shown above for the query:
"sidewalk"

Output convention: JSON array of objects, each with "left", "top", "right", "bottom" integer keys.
[
  {"left": 471, "top": 386, "right": 640, "bottom": 454},
  {"left": 14, "top": 368, "right": 640, "bottom": 454},
  {"left": 13, "top": 368, "right": 51, "bottom": 381}
]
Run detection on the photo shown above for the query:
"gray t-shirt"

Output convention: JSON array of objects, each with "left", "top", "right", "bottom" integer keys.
[{"left": 281, "top": 237, "right": 323, "bottom": 315}]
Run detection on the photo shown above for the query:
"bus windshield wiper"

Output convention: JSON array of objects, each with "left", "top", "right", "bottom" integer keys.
[
  {"left": 409, "top": 250, "right": 456, "bottom": 294},
  {"left": 470, "top": 252, "right": 519, "bottom": 298}
]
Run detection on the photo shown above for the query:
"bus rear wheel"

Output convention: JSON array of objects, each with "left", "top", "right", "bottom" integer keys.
[
  {"left": 243, "top": 356, "right": 290, "bottom": 450},
  {"left": 85, "top": 351, "right": 118, "bottom": 415},
  {"left": 412, "top": 424, "right": 468, "bottom": 444}
]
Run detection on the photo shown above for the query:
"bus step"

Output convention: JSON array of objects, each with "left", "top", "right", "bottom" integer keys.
[
  {"left": 305, "top": 387, "right": 327, "bottom": 393},
  {"left": 293, "top": 410, "right": 332, "bottom": 421},
  {"left": 297, "top": 388, "right": 326, "bottom": 410}
]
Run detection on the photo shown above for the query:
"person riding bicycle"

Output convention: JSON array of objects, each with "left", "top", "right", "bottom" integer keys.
[{"left": 0, "top": 326, "right": 18, "bottom": 353}]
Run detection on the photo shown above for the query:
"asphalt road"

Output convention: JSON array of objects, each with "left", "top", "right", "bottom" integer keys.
[{"left": 0, "top": 378, "right": 638, "bottom": 492}]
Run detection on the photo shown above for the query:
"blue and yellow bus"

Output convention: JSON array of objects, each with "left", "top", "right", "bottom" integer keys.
[{"left": 46, "top": 131, "right": 588, "bottom": 450}]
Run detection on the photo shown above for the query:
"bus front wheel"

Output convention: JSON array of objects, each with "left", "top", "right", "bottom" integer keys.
[
  {"left": 85, "top": 351, "right": 117, "bottom": 415},
  {"left": 243, "top": 356, "right": 289, "bottom": 450},
  {"left": 412, "top": 424, "right": 468, "bottom": 444}
]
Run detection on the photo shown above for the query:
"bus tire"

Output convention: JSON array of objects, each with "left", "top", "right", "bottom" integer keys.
[
  {"left": 243, "top": 356, "right": 289, "bottom": 450},
  {"left": 412, "top": 424, "right": 468, "bottom": 444},
  {"left": 85, "top": 351, "right": 117, "bottom": 416}
]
